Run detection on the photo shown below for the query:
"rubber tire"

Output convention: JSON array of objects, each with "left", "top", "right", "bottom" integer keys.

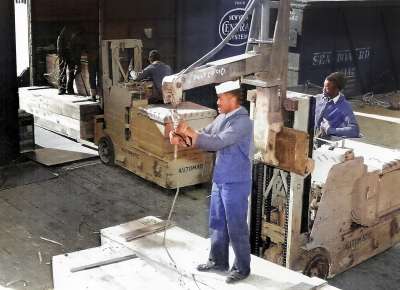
[
  {"left": 98, "top": 136, "right": 115, "bottom": 165},
  {"left": 303, "top": 253, "right": 330, "bottom": 279}
]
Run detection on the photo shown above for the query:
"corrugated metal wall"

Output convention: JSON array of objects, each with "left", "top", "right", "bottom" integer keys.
[{"left": 0, "top": 0, "right": 19, "bottom": 165}]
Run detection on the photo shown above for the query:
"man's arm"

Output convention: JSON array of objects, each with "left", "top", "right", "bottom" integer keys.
[
  {"left": 179, "top": 119, "right": 252, "bottom": 152},
  {"left": 133, "top": 65, "right": 153, "bottom": 81},
  {"left": 327, "top": 113, "right": 360, "bottom": 138},
  {"left": 198, "top": 118, "right": 218, "bottom": 135}
]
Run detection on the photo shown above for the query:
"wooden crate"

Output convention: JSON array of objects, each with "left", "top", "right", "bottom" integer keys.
[
  {"left": 97, "top": 87, "right": 217, "bottom": 188},
  {"left": 114, "top": 145, "right": 214, "bottom": 189},
  {"left": 131, "top": 102, "right": 216, "bottom": 156}
]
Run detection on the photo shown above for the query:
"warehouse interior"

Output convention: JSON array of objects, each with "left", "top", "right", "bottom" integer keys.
[{"left": 1, "top": 0, "right": 400, "bottom": 289}]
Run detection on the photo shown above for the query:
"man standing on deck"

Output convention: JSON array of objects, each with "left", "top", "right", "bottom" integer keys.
[{"left": 170, "top": 80, "right": 253, "bottom": 284}]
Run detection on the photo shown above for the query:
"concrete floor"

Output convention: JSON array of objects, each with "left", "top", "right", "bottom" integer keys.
[
  {"left": 0, "top": 160, "right": 399, "bottom": 290},
  {"left": 0, "top": 126, "right": 399, "bottom": 290},
  {"left": 0, "top": 160, "right": 211, "bottom": 290}
]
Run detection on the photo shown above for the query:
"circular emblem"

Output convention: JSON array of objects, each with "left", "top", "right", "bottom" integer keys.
[{"left": 219, "top": 8, "right": 251, "bottom": 47}]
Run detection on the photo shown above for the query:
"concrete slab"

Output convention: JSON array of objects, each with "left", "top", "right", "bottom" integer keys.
[
  {"left": 99, "top": 216, "right": 338, "bottom": 290},
  {"left": 35, "top": 126, "right": 98, "bottom": 155}
]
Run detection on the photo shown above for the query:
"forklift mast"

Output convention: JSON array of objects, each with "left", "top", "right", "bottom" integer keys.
[
  {"left": 161, "top": 0, "right": 315, "bottom": 272},
  {"left": 162, "top": 0, "right": 311, "bottom": 174}
]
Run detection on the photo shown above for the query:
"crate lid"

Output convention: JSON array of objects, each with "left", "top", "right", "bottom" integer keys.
[{"left": 139, "top": 102, "right": 217, "bottom": 123}]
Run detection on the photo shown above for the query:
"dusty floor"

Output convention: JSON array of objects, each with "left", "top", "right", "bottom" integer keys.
[{"left": 0, "top": 159, "right": 399, "bottom": 290}]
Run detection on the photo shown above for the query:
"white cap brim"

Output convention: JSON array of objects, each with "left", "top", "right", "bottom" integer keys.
[{"left": 215, "top": 80, "right": 241, "bottom": 95}]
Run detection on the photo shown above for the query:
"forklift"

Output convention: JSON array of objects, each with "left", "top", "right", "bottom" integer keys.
[
  {"left": 161, "top": 0, "right": 400, "bottom": 279},
  {"left": 94, "top": 39, "right": 217, "bottom": 189}
]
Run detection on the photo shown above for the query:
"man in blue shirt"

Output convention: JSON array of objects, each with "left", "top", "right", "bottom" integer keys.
[
  {"left": 315, "top": 72, "right": 360, "bottom": 139},
  {"left": 131, "top": 50, "right": 172, "bottom": 104},
  {"left": 170, "top": 80, "right": 253, "bottom": 284}
]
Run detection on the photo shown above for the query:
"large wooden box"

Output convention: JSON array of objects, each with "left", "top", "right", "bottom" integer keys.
[
  {"left": 115, "top": 145, "right": 214, "bottom": 189},
  {"left": 132, "top": 102, "right": 217, "bottom": 156}
]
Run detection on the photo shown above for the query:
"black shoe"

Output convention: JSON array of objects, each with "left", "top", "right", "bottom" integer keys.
[
  {"left": 225, "top": 270, "right": 250, "bottom": 284},
  {"left": 67, "top": 90, "right": 76, "bottom": 95},
  {"left": 58, "top": 90, "right": 65, "bottom": 95},
  {"left": 196, "top": 260, "right": 228, "bottom": 272}
]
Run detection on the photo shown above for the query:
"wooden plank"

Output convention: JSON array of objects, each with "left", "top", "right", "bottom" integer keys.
[
  {"left": 24, "top": 148, "right": 97, "bottom": 166},
  {"left": 20, "top": 88, "right": 99, "bottom": 140},
  {"left": 70, "top": 254, "right": 138, "bottom": 273},
  {"left": 19, "top": 87, "right": 99, "bottom": 120},
  {"left": 19, "top": 87, "right": 101, "bottom": 141},
  {"left": 120, "top": 221, "right": 175, "bottom": 242}
]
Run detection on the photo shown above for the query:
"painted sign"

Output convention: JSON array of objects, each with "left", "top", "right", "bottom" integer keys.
[
  {"left": 216, "top": 0, "right": 251, "bottom": 58},
  {"left": 219, "top": 7, "right": 251, "bottom": 47},
  {"left": 311, "top": 47, "right": 371, "bottom": 77}
]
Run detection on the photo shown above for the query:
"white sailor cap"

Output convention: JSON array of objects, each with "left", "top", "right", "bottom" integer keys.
[{"left": 215, "top": 80, "right": 241, "bottom": 95}]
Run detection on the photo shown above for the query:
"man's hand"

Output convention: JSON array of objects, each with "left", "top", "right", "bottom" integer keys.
[
  {"left": 169, "top": 131, "right": 191, "bottom": 147},
  {"left": 129, "top": 70, "right": 138, "bottom": 80},
  {"left": 320, "top": 118, "right": 330, "bottom": 134},
  {"left": 175, "top": 121, "right": 189, "bottom": 135},
  {"left": 169, "top": 131, "right": 181, "bottom": 145},
  {"left": 172, "top": 120, "right": 199, "bottom": 146}
]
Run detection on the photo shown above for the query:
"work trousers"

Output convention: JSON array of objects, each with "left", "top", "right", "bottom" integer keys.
[
  {"left": 87, "top": 55, "right": 98, "bottom": 90},
  {"left": 58, "top": 54, "right": 80, "bottom": 93},
  {"left": 208, "top": 182, "right": 251, "bottom": 275}
]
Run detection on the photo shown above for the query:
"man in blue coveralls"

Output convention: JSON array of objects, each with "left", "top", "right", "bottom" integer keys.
[
  {"left": 315, "top": 72, "right": 360, "bottom": 139},
  {"left": 170, "top": 80, "right": 253, "bottom": 284}
]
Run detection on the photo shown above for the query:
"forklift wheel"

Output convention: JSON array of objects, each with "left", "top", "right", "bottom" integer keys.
[
  {"left": 98, "top": 136, "right": 115, "bottom": 165},
  {"left": 303, "top": 253, "right": 330, "bottom": 279}
]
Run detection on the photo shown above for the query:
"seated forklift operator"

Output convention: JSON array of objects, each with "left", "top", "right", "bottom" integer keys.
[
  {"left": 315, "top": 72, "right": 360, "bottom": 139},
  {"left": 131, "top": 50, "right": 172, "bottom": 104}
]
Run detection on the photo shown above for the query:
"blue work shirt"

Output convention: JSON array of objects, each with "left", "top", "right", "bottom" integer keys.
[
  {"left": 195, "top": 106, "right": 253, "bottom": 184},
  {"left": 315, "top": 93, "right": 360, "bottom": 138},
  {"left": 134, "top": 61, "right": 172, "bottom": 99}
]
